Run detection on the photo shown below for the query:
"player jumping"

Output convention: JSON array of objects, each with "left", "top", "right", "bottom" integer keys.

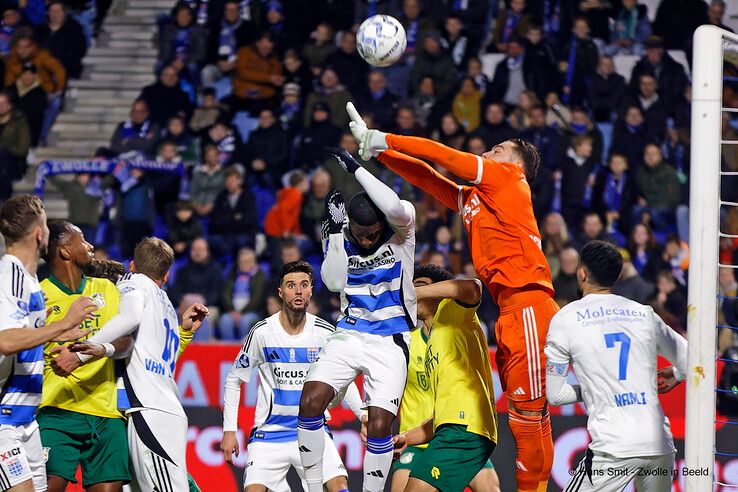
[
  {"left": 0, "top": 195, "right": 95, "bottom": 491},
  {"left": 545, "top": 240, "right": 687, "bottom": 492},
  {"left": 348, "top": 102, "right": 557, "bottom": 491},
  {"left": 297, "top": 148, "right": 416, "bottom": 492},
  {"left": 220, "top": 260, "right": 364, "bottom": 492}
]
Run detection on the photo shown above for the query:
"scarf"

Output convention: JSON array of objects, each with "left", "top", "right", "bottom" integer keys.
[
  {"left": 603, "top": 172, "right": 626, "bottom": 213},
  {"left": 217, "top": 133, "right": 236, "bottom": 164},
  {"left": 506, "top": 54, "right": 523, "bottom": 71},
  {"left": 120, "top": 119, "right": 150, "bottom": 139},
  {"left": 0, "top": 24, "right": 15, "bottom": 56},
  {"left": 563, "top": 38, "right": 577, "bottom": 104},
  {"left": 502, "top": 13, "right": 519, "bottom": 43},
  {"left": 218, "top": 18, "right": 243, "bottom": 58},
  {"left": 616, "top": 8, "right": 636, "bottom": 39},
  {"left": 174, "top": 27, "right": 192, "bottom": 61},
  {"left": 543, "top": 0, "right": 560, "bottom": 35}
]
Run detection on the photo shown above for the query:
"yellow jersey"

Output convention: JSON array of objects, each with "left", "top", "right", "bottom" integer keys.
[
  {"left": 398, "top": 327, "right": 434, "bottom": 448},
  {"left": 41, "top": 275, "right": 121, "bottom": 419},
  {"left": 424, "top": 298, "right": 497, "bottom": 443},
  {"left": 41, "top": 275, "right": 196, "bottom": 419}
]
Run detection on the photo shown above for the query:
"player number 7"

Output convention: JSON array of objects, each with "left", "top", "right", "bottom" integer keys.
[{"left": 604, "top": 332, "right": 631, "bottom": 381}]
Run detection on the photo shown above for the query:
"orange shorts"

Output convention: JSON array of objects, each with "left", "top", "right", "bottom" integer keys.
[{"left": 494, "top": 292, "right": 559, "bottom": 402}]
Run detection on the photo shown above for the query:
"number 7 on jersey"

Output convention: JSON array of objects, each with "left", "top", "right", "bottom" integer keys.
[{"left": 604, "top": 332, "right": 631, "bottom": 381}]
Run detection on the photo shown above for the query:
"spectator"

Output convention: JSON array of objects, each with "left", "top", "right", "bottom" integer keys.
[
  {"left": 162, "top": 115, "right": 197, "bottom": 161},
  {"left": 0, "top": 92, "right": 30, "bottom": 201},
  {"left": 355, "top": 70, "right": 399, "bottom": 131},
  {"left": 412, "top": 76, "right": 438, "bottom": 130},
  {"left": 303, "top": 67, "right": 352, "bottom": 129},
  {"left": 452, "top": 77, "right": 482, "bottom": 132},
  {"left": 708, "top": 0, "right": 733, "bottom": 32},
  {"left": 7, "top": 62, "right": 46, "bottom": 146},
  {"left": 634, "top": 143, "right": 682, "bottom": 231},
  {"left": 202, "top": 119, "right": 245, "bottom": 166},
  {"left": 628, "top": 222, "right": 663, "bottom": 281},
  {"left": 5, "top": 27, "right": 66, "bottom": 146},
  {"left": 298, "top": 101, "right": 341, "bottom": 168},
  {"left": 571, "top": 211, "right": 610, "bottom": 251},
  {"left": 190, "top": 143, "right": 225, "bottom": 216},
  {"left": 652, "top": 0, "right": 708, "bottom": 52},
  {"left": 432, "top": 112, "right": 466, "bottom": 150},
  {"left": 558, "top": 17, "right": 599, "bottom": 107},
  {"left": 168, "top": 236, "right": 224, "bottom": 308},
  {"left": 558, "top": 134, "right": 597, "bottom": 228},
  {"left": 149, "top": 139, "right": 183, "bottom": 214},
  {"left": 605, "top": 0, "right": 652, "bottom": 56},
  {"left": 622, "top": 74, "right": 669, "bottom": 143},
  {"left": 611, "top": 105, "right": 649, "bottom": 176},
  {"left": 441, "top": 15, "right": 473, "bottom": 70},
  {"left": 264, "top": 170, "right": 308, "bottom": 244},
  {"left": 509, "top": 89, "right": 539, "bottom": 130},
  {"left": 447, "top": 0, "right": 488, "bottom": 47},
  {"left": 264, "top": 0, "right": 290, "bottom": 52},
  {"left": 553, "top": 246, "right": 579, "bottom": 305},
  {"left": 230, "top": 31, "right": 284, "bottom": 114},
  {"left": 219, "top": 247, "right": 267, "bottom": 340},
  {"left": 189, "top": 87, "right": 226, "bottom": 136},
  {"left": 301, "top": 22, "right": 335, "bottom": 75},
  {"left": 166, "top": 200, "right": 204, "bottom": 256},
  {"left": 652, "top": 270, "right": 687, "bottom": 334},
  {"left": 33, "top": 1, "right": 87, "bottom": 79},
  {"left": 541, "top": 211, "right": 570, "bottom": 277},
  {"left": 629, "top": 36, "right": 689, "bottom": 107},
  {"left": 157, "top": 3, "right": 208, "bottom": 83},
  {"left": 0, "top": 9, "right": 22, "bottom": 57},
  {"left": 278, "top": 82, "right": 302, "bottom": 143},
  {"left": 45, "top": 173, "right": 102, "bottom": 241},
  {"left": 592, "top": 153, "right": 636, "bottom": 239},
  {"left": 469, "top": 102, "right": 518, "bottom": 148},
  {"left": 522, "top": 24, "right": 559, "bottom": 99},
  {"left": 563, "top": 107, "right": 603, "bottom": 163},
  {"left": 520, "top": 104, "right": 560, "bottom": 170},
  {"left": 299, "top": 167, "right": 331, "bottom": 246},
  {"left": 612, "top": 248, "right": 655, "bottom": 303},
  {"left": 490, "top": 0, "right": 532, "bottom": 53},
  {"left": 398, "top": 0, "right": 436, "bottom": 56},
  {"left": 326, "top": 30, "right": 367, "bottom": 96},
  {"left": 587, "top": 55, "right": 627, "bottom": 123},
  {"left": 244, "top": 107, "right": 290, "bottom": 178},
  {"left": 410, "top": 31, "right": 456, "bottom": 102},
  {"left": 109, "top": 99, "right": 160, "bottom": 157},
  {"left": 116, "top": 168, "right": 153, "bottom": 258},
  {"left": 393, "top": 105, "right": 425, "bottom": 136},
  {"left": 282, "top": 49, "right": 313, "bottom": 101},
  {"left": 487, "top": 38, "right": 531, "bottom": 108},
  {"left": 209, "top": 165, "right": 257, "bottom": 259},
  {"left": 201, "top": 0, "right": 255, "bottom": 86},
  {"left": 544, "top": 91, "right": 571, "bottom": 129},
  {"left": 321, "top": 132, "right": 374, "bottom": 198},
  {"left": 577, "top": 0, "right": 613, "bottom": 41},
  {"left": 662, "top": 234, "right": 689, "bottom": 285},
  {"left": 139, "top": 66, "right": 193, "bottom": 127}
]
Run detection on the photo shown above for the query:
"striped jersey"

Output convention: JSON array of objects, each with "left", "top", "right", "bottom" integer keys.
[
  {"left": 116, "top": 273, "right": 185, "bottom": 418},
  {"left": 333, "top": 201, "right": 417, "bottom": 336},
  {"left": 0, "top": 254, "right": 46, "bottom": 425},
  {"left": 222, "top": 312, "right": 335, "bottom": 441}
]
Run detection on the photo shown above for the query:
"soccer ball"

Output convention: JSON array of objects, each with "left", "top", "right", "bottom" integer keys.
[{"left": 356, "top": 15, "right": 407, "bottom": 67}]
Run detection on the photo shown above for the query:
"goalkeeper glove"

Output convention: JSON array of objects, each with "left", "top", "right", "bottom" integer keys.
[
  {"left": 322, "top": 188, "right": 347, "bottom": 239},
  {"left": 326, "top": 147, "right": 361, "bottom": 174},
  {"left": 346, "top": 102, "right": 388, "bottom": 161}
]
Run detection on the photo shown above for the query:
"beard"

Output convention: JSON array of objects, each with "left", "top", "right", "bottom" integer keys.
[{"left": 81, "top": 259, "right": 126, "bottom": 283}]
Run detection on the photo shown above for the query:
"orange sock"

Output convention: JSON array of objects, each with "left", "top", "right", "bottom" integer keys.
[
  {"left": 508, "top": 408, "right": 544, "bottom": 492},
  {"left": 538, "top": 412, "right": 553, "bottom": 492}
]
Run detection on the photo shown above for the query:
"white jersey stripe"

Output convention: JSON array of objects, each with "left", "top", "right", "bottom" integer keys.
[
  {"left": 528, "top": 307, "right": 542, "bottom": 399},
  {"left": 523, "top": 308, "right": 535, "bottom": 400}
]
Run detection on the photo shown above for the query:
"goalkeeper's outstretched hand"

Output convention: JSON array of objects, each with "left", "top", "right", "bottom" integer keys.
[
  {"left": 322, "top": 188, "right": 347, "bottom": 240},
  {"left": 326, "top": 146, "right": 361, "bottom": 174},
  {"left": 346, "top": 102, "right": 388, "bottom": 161}
]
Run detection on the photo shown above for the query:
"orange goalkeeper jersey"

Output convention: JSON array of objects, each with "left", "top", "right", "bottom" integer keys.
[{"left": 381, "top": 135, "right": 554, "bottom": 305}]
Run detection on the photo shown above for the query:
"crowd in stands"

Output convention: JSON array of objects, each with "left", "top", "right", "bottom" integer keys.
[{"left": 2, "top": 0, "right": 738, "bottom": 347}]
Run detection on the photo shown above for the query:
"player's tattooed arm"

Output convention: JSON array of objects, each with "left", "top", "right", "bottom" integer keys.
[{"left": 415, "top": 279, "right": 483, "bottom": 307}]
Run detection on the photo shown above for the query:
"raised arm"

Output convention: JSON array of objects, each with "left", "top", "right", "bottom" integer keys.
[
  {"left": 384, "top": 134, "right": 483, "bottom": 184},
  {"left": 378, "top": 150, "right": 461, "bottom": 213},
  {"left": 354, "top": 166, "right": 412, "bottom": 228},
  {"left": 415, "top": 279, "right": 482, "bottom": 306}
]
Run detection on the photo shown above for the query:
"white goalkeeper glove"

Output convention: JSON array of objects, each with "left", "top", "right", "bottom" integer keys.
[{"left": 346, "top": 102, "right": 388, "bottom": 161}]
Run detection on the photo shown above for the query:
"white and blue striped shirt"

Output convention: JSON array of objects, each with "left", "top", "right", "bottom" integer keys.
[
  {"left": 0, "top": 255, "right": 46, "bottom": 425},
  {"left": 222, "top": 312, "right": 336, "bottom": 442}
]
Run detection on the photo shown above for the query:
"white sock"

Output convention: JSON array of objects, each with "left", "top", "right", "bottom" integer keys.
[
  {"left": 363, "top": 436, "right": 394, "bottom": 492},
  {"left": 297, "top": 415, "right": 325, "bottom": 492}
]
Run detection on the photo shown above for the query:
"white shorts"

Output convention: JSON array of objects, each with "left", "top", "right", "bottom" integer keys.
[
  {"left": 243, "top": 432, "right": 346, "bottom": 491},
  {"left": 305, "top": 328, "right": 410, "bottom": 415},
  {"left": 0, "top": 421, "right": 46, "bottom": 491},
  {"left": 127, "top": 409, "right": 189, "bottom": 492},
  {"left": 566, "top": 449, "right": 675, "bottom": 492}
]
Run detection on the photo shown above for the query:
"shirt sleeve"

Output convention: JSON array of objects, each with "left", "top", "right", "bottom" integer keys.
[
  {"left": 653, "top": 309, "right": 688, "bottom": 382},
  {"left": 321, "top": 233, "right": 348, "bottom": 292},
  {"left": 544, "top": 313, "right": 571, "bottom": 365},
  {"left": 0, "top": 285, "right": 27, "bottom": 331},
  {"left": 85, "top": 281, "right": 145, "bottom": 345},
  {"left": 223, "top": 330, "right": 263, "bottom": 432},
  {"left": 354, "top": 166, "right": 415, "bottom": 231}
]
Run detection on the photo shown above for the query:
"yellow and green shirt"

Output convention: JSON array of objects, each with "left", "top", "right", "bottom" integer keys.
[
  {"left": 424, "top": 298, "right": 498, "bottom": 444},
  {"left": 398, "top": 327, "right": 434, "bottom": 448},
  {"left": 41, "top": 275, "right": 196, "bottom": 419}
]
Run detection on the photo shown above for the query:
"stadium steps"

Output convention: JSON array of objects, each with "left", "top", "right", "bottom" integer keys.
[{"left": 20, "top": 0, "right": 165, "bottom": 219}]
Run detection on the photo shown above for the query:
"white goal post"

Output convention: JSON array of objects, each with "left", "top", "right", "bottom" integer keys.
[{"left": 686, "top": 24, "right": 736, "bottom": 491}]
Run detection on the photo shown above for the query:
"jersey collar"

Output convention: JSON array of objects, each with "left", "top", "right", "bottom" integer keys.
[{"left": 47, "top": 273, "right": 87, "bottom": 295}]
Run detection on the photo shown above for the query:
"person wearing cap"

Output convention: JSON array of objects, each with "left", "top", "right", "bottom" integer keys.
[
  {"left": 629, "top": 35, "right": 689, "bottom": 107},
  {"left": 7, "top": 62, "right": 46, "bottom": 146},
  {"left": 303, "top": 67, "right": 352, "bottom": 129},
  {"left": 279, "top": 82, "right": 303, "bottom": 141},
  {"left": 410, "top": 30, "right": 456, "bottom": 103}
]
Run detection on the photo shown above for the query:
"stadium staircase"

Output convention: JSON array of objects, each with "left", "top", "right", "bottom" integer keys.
[{"left": 15, "top": 0, "right": 171, "bottom": 219}]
